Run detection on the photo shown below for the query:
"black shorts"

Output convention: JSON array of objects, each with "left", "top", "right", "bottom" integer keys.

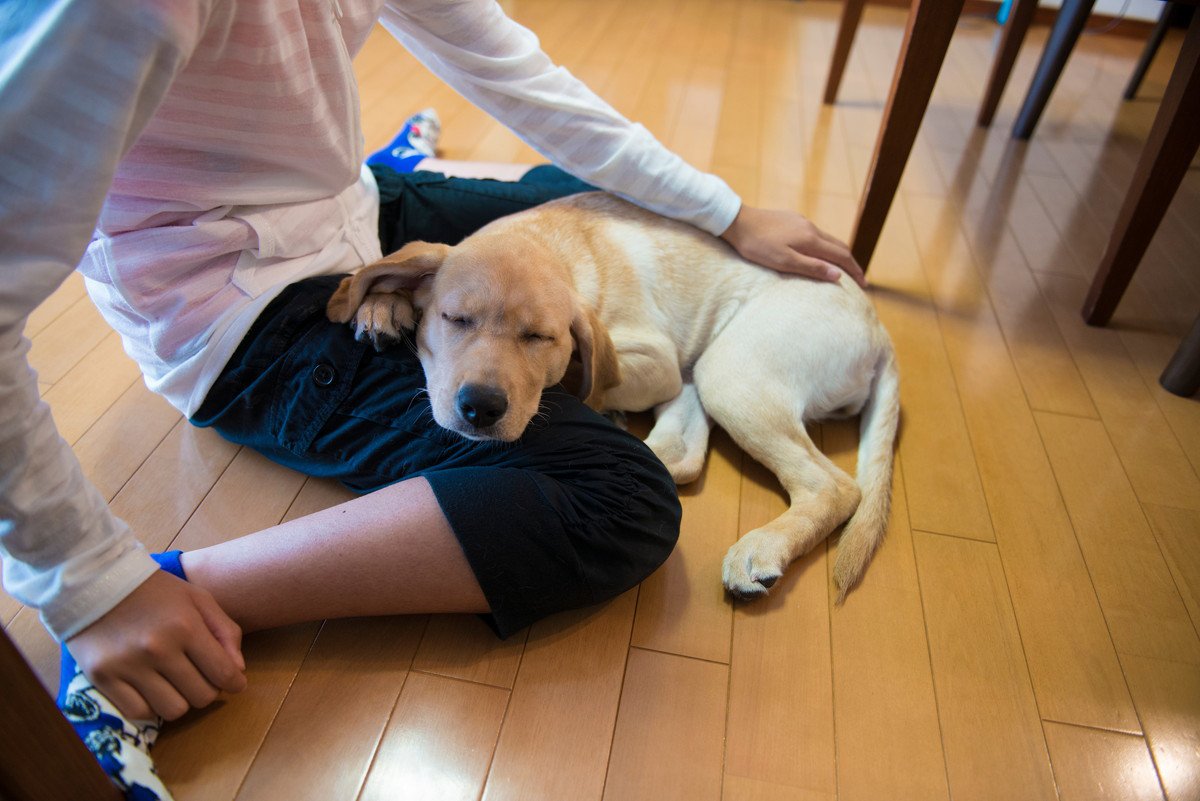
[{"left": 191, "top": 167, "right": 681, "bottom": 637}]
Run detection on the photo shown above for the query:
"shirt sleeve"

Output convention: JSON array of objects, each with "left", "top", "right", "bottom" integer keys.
[
  {"left": 378, "top": 0, "right": 743, "bottom": 236},
  {"left": 0, "top": 0, "right": 207, "bottom": 640}
]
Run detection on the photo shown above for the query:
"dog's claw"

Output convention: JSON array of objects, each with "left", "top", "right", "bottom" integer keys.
[
  {"left": 726, "top": 584, "right": 769, "bottom": 602},
  {"left": 756, "top": 575, "right": 779, "bottom": 589}
]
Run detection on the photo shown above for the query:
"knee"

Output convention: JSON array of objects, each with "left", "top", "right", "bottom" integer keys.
[{"left": 569, "top": 436, "right": 682, "bottom": 603}]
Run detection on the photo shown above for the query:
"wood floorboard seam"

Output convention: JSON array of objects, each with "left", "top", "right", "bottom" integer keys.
[
  {"left": 1024, "top": 413, "right": 1156, "bottom": 750},
  {"left": 1048, "top": 411, "right": 1200, "bottom": 650},
  {"left": 351, "top": 668, "right": 415, "bottom": 801},
  {"left": 1114, "top": 674, "right": 1175, "bottom": 801},
  {"left": 896, "top": 190, "right": 1084, "bottom": 784},
  {"left": 95, "top": 410, "right": 179, "bottom": 505},
  {"left": 937, "top": 161, "right": 1107, "bottom": 427},
  {"left": 598, "top": 586, "right": 639, "bottom": 801},
  {"left": 823, "top": 536, "right": 842, "bottom": 801},
  {"left": 231, "top": 618, "right": 328, "bottom": 801},
  {"left": 905, "top": 487, "right": 957, "bottom": 801},
  {"left": 1039, "top": 716, "right": 1148, "bottom": 738},
  {"left": 34, "top": 327, "right": 115, "bottom": 408},
  {"left": 471, "top": 680, "right": 512, "bottom": 801},
  {"left": 894, "top": 194, "right": 1000, "bottom": 541},
  {"left": 1028, "top": 143, "right": 1200, "bottom": 501},
  {"left": 627, "top": 643, "right": 732, "bottom": 668},
  {"left": 164, "top": 444, "right": 243, "bottom": 553}
]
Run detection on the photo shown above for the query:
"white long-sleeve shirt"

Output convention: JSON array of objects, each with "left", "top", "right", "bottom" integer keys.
[{"left": 0, "top": 0, "right": 741, "bottom": 641}]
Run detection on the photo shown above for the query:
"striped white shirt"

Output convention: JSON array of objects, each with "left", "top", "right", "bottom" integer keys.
[{"left": 0, "top": 0, "right": 741, "bottom": 639}]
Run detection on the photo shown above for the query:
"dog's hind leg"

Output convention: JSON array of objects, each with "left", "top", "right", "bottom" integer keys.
[
  {"left": 719, "top": 424, "right": 860, "bottom": 599},
  {"left": 697, "top": 369, "right": 862, "bottom": 600},
  {"left": 644, "top": 382, "right": 711, "bottom": 484}
]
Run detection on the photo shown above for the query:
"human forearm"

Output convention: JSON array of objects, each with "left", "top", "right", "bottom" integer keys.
[{"left": 0, "top": 325, "right": 160, "bottom": 639}]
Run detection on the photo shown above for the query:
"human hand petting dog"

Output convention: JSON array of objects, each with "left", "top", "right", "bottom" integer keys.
[
  {"left": 720, "top": 205, "right": 867, "bottom": 288},
  {"left": 66, "top": 570, "right": 247, "bottom": 720}
]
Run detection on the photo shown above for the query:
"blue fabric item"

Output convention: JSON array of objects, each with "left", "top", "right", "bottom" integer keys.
[
  {"left": 150, "top": 550, "right": 187, "bottom": 581},
  {"left": 365, "top": 109, "right": 439, "bottom": 173}
]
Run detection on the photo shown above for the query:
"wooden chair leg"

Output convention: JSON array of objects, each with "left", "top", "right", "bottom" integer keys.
[
  {"left": 1082, "top": 14, "right": 1200, "bottom": 325},
  {"left": 1125, "top": 2, "right": 1175, "bottom": 100},
  {"left": 849, "top": 0, "right": 966, "bottom": 270},
  {"left": 1161, "top": 313, "right": 1200, "bottom": 397},
  {"left": 824, "top": 0, "right": 868, "bottom": 104},
  {"left": 0, "top": 630, "right": 122, "bottom": 801},
  {"left": 977, "top": 0, "right": 1039, "bottom": 126},
  {"left": 1012, "top": 0, "right": 1097, "bottom": 139}
]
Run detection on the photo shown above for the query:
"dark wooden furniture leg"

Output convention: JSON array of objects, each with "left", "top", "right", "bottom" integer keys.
[
  {"left": 1012, "top": 0, "right": 1097, "bottom": 139},
  {"left": 1161, "top": 313, "right": 1200, "bottom": 396},
  {"left": 1125, "top": 2, "right": 1176, "bottom": 99},
  {"left": 1082, "top": 14, "right": 1200, "bottom": 325},
  {"left": 977, "top": 0, "right": 1040, "bottom": 126},
  {"left": 824, "top": 0, "right": 868, "bottom": 104},
  {"left": 849, "top": 0, "right": 966, "bottom": 269},
  {"left": 0, "top": 630, "right": 122, "bottom": 801}
]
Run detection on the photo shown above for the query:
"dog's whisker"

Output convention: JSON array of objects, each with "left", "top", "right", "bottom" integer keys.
[{"left": 404, "top": 389, "right": 430, "bottom": 416}]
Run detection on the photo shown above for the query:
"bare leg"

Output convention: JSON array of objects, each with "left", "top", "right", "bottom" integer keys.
[
  {"left": 417, "top": 158, "right": 533, "bottom": 182},
  {"left": 180, "top": 477, "right": 487, "bottom": 633}
]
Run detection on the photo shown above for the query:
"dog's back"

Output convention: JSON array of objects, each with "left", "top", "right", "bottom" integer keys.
[{"left": 484, "top": 192, "right": 884, "bottom": 381}]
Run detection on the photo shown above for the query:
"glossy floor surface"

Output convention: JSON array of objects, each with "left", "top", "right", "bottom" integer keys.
[{"left": 7, "top": 2, "right": 1200, "bottom": 799}]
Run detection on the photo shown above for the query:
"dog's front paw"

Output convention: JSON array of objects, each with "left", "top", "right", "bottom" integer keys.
[
  {"left": 353, "top": 291, "right": 415, "bottom": 351},
  {"left": 722, "top": 530, "right": 790, "bottom": 601}
]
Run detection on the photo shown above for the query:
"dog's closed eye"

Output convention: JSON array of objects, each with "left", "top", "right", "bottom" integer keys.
[
  {"left": 441, "top": 312, "right": 475, "bottom": 329},
  {"left": 522, "top": 331, "right": 554, "bottom": 343}
]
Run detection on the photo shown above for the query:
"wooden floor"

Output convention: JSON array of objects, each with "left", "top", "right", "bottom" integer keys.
[{"left": 8, "top": 1, "right": 1200, "bottom": 799}]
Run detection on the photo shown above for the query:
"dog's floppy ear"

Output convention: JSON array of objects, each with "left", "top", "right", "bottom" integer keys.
[
  {"left": 570, "top": 303, "right": 620, "bottom": 409},
  {"left": 327, "top": 241, "right": 450, "bottom": 324}
]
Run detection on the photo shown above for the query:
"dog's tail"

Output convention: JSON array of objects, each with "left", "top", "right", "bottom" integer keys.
[{"left": 832, "top": 343, "right": 900, "bottom": 603}]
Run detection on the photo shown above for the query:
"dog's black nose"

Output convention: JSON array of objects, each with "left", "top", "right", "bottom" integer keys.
[{"left": 456, "top": 384, "right": 508, "bottom": 428}]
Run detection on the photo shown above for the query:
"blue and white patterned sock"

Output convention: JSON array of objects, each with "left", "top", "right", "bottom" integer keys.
[
  {"left": 365, "top": 108, "right": 441, "bottom": 173},
  {"left": 58, "top": 551, "right": 188, "bottom": 801}
]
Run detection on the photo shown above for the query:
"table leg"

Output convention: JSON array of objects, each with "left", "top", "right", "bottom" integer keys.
[
  {"left": 1082, "top": 15, "right": 1200, "bottom": 325},
  {"left": 1012, "top": 0, "right": 1097, "bottom": 139},
  {"left": 978, "top": 0, "right": 1039, "bottom": 126},
  {"left": 824, "top": 0, "right": 868, "bottom": 104},
  {"left": 850, "top": 0, "right": 966, "bottom": 269}
]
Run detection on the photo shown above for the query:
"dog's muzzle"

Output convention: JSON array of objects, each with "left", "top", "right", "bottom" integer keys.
[{"left": 456, "top": 383, "right": 508, "bottom": 431}]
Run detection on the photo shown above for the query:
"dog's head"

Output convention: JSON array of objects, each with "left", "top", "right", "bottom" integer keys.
[{"left": 328, "top": 236, "right": 619, "bottom": 441}]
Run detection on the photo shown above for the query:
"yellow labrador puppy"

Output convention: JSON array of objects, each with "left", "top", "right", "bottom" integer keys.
[{"left": 328, "top": 193, "right": 899, "bottom": 601}]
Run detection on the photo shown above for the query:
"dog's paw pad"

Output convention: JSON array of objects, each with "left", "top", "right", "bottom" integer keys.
[
  {"left": 369, "top": 332, "right": 404, "bottom": 352},
  {"left": 720, "top": 577, "right": 777, "bottom": 604},
  {"left": 755, "top": 574, "right": 780, "bottom": 589},
  {"left": 722, "top": 531, "right": 792, "bottom": 601},
  {"left": 725, "top": 584, "right": 770, "bottom": 602}
]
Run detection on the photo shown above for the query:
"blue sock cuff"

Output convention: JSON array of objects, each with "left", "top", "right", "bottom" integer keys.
[
  {"left": 366, "top": 109, "right": 439, "bottom": 174},
  {"left": 150, "top": 550, "right": 187, "bottom": 581},
  {"left": 366, "top": 149, "right": 428, "bottom": 173}
]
